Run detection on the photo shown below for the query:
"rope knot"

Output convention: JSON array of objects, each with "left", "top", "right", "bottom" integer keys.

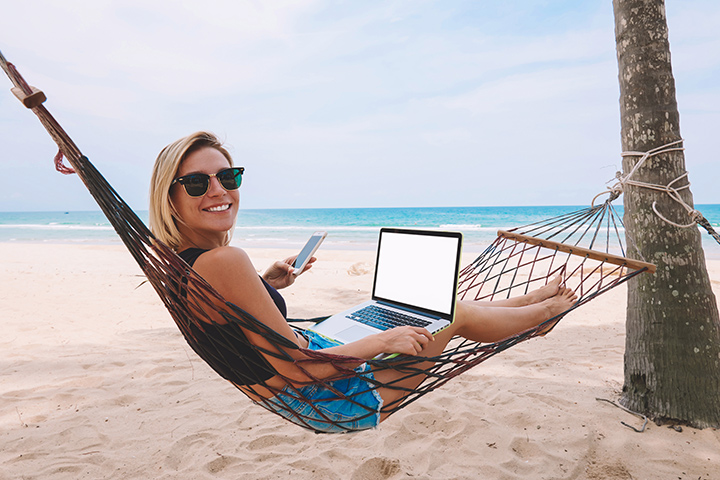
[{"left": 54, "top": 150, "right": 76, "bottom": 175}]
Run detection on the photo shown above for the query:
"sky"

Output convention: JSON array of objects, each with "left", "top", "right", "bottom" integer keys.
[{"left": 0, "top": 0, "right": 718, "bottom": 212}]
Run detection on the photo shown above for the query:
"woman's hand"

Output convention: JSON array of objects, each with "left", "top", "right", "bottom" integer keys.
[
  {"left": 262, "top": 255, "right": 316, "bottom": 290},
  {"left": 318, "top": 325, "right": 434, "bottom": 361},
  {"left": 373, "top": 326, "right": 434, "bottom": 356}
]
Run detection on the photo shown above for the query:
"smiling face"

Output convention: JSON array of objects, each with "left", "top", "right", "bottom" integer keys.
[{"left": 170, "top": 146, "right": 240, "bottom": 250}]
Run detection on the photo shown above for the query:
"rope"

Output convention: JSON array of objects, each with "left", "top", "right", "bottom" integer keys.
[
  {"left": 596, "top": 398, "right": 648, "bottom": 433},
  {"left": 593, "top": 139, "right": 720, "bottom": 245},
  {"left": 697, "top": 217, "right": 720, "bottom": 245},
  {"left": 53, "top": 150, "right": 76, "bottom": 175}
]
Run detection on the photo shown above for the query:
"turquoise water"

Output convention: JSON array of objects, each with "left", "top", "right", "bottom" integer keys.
[{"left": 1, "top": 205, "right": 719, "bottom": 256}]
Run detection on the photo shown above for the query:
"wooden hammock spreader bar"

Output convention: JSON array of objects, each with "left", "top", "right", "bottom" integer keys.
[{"left": 497, "top": 230, "right": 657, "bottom": 274}]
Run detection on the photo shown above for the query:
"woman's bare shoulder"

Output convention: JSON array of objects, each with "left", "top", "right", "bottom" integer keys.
[
  {"left": 195, "top": 245, "right": 249, "bottom": 262},
  {"left": 192, "top": 246, "right": 257, "bottom": 282}
]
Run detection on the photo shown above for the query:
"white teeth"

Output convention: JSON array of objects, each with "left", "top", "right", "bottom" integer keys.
[{"left": 206, "top": 204, "right": 230, "bottom": 212}]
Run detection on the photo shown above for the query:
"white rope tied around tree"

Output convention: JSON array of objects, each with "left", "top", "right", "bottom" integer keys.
[
  {"left": 594, "top": 139, "right": 701, "bottom": 228},
  {"left": 593, "top": 139, "right": 720, "bottom": 245}
]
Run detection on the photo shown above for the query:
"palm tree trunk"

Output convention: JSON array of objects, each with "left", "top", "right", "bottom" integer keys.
[{"left": 613, "top": 0, "right": 720, "bottom": 428}]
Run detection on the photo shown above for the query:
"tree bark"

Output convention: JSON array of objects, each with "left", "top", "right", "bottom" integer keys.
[{"left": 613, "top": 0, "right": 720, "bottom": 428}]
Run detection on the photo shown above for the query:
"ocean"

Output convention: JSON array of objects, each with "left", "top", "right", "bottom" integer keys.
[{"left": 1, "top": 205, "right": 719, "bottom": 257}]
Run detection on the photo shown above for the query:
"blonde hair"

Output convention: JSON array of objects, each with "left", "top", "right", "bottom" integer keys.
[{"left": 149, "top": 131, "right": 234, "bottom": 251}]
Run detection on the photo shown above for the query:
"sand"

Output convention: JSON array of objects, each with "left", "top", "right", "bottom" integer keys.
[{"left": 1, "top": 243, "right": 719, "bottom": 479}]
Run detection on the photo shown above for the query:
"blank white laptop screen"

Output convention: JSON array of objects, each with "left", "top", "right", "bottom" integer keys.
[{"left": 373, "top": 230, "right": 461, "bottom": 317}]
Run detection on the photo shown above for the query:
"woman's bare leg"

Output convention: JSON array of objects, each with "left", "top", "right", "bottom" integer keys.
[
  {"left": 454, "top": 287, "right": 576, "bottom": 343},
  {"left": 470, "top": 275, "right": 563, "bottom": 308},
  {"left": 374, "top": 287, "right": 577, "bottom": 420}
]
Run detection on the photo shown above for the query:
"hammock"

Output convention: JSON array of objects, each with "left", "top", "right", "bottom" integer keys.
[{"left": 2, "top": 51, "right": 656, "bottom": 433}]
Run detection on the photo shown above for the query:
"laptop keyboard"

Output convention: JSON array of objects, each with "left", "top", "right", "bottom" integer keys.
[{"left": 347, "top": 305, "right": 431, "bottom": 331}]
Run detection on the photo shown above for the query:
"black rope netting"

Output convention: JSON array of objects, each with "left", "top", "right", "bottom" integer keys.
[
  {"left": 697, "top": 216, "right": 720, "bottom": 245},
  {"left": 2, "top": 51, "right": 656, "bottom": 433}
]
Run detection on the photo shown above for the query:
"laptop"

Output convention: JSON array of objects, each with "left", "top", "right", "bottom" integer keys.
[{"left": 308, "top": 228, "right": 463, "bottom": 346}]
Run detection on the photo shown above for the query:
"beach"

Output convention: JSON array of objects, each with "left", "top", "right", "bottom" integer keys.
[{"left": 1, "top": 242, "right": 719, "bottom": 480}]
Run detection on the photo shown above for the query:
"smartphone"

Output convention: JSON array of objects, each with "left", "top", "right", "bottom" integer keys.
[{"left": 292, "top": 231, "right": 327, "bottom": 274}]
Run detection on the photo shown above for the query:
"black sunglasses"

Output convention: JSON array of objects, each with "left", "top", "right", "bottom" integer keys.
[{"left": 171, "top": 167, "right": 245, "bottom": 197}]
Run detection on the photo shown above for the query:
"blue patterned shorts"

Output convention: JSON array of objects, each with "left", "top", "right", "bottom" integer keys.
[{"left": 255, "top": 330, "right": 383, "bottom": 433}]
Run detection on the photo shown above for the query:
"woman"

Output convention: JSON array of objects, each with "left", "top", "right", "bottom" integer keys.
[{"left": 149, "top": 131, "right": 577, "bottom": 433}]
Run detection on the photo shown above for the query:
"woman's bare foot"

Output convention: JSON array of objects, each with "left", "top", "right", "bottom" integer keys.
[
  {"left": 524, "top": 276, "right": 563, "bottom": 305},
  {"left": 545, "top": 287, "right": 577, "bottom": 315},
  {"left": 536, "top": 287, "right": 578, "bottom": 335}
]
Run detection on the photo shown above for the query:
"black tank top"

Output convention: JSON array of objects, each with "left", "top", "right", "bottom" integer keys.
[{"left": 178, "top": 248, "right": 286, "bottom": 385}]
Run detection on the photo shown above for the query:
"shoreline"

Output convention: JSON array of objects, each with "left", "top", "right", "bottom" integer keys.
[
  {"left": 1, "top": 243, "right": 719, "bottom": 479},
  {"left": 4, "top": 205, "right": 719, "bottom": 259},
  {"left": 2, "top": 234, "right": 720, "bottom": 259}
]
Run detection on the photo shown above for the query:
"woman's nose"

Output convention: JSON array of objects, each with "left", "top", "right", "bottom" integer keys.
[{"left": 206, "top": 176, "right": 225, "bottom": 196}]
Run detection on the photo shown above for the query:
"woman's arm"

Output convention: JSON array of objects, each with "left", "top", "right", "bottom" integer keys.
[
  {"left": 192, "top": 247, "right": 432, "bottom": 383},
  {"left": 316, "top": 326, "right": 434, "bottom": 359}
]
